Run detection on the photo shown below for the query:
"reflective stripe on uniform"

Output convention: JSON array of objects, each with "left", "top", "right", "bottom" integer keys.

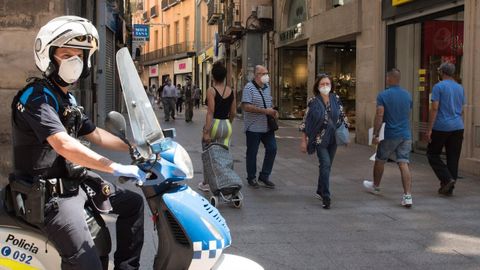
[{"left": 18, "top": 86, "right": 59, "bottom": 112}]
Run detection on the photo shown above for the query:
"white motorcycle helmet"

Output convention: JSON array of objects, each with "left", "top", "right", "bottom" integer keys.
[{"left": 34, "top": 16, "right": 99, "bottom": 85}]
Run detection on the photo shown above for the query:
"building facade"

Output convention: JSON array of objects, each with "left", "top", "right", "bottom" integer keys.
[
  {"left": 382, "top": 0, "right": 479, "bottom": 175},
  {"left": 195, "top": 0, "right": 217, "bottom": 103},
  {"left": 0, "top": 0, "right": 131, "bottom": 175},
  {"left": 274, "top": 0, "right": 381, "bottom": 133},
  {"left": 139, "top": 0, "right": 196, "bottom": 90},
  {"left": 207, "top": 0, "right": 274, "bottom": 111},
  {"left": 273, "top": 0, "right": 480, "bottom": 176}
]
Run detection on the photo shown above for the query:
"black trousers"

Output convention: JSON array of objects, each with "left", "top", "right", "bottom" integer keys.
[
  {"left": 427, "top": 129, "right": 464, "bottom": 184},
  {"left": 176, "top": 97, "right": 183, "bottom": 112},
  {"left": 42, "top": 171, "right": 144, "bottom": 270},
  {"left": 184, "top": 99, "right": 194, "bottom": 121}
]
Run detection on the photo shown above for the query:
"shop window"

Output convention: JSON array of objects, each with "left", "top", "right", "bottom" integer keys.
[
  {"left": 316, "top": 43, "right": 356, "bottom": 129},
  {"left": 392, "top": 10, "right": 464, "bottom": 152},
  {"left": 278, "top": 47, "right": 308, "bottom": 119}
]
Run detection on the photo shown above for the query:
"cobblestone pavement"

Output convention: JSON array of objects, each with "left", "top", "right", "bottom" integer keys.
[{"left": 98, "top": 107, "right": 480, "bottom": 270}]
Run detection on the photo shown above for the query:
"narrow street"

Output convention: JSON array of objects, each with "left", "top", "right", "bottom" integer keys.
[
  {"left": 1, "top": 1, "right": 478, "bottom": 270},
  {"left": 97, "top": 107, "right": 480, "bottom": 270}
]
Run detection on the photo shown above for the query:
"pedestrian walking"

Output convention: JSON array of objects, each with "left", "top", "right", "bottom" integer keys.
[
  {"left": 299, "top": 73, "right": 348, "bottom": 209},
  {"left": 194, "top": 85, "right": 202, "bottom": 109},
  {"left": 176, "top": 83, "right": 184, "bottom": 113},
  {"left": 425, "top": 62, "right": 465, "bottom": 196},
  {"left": 198, "top": 61, "right": 237, "bottom": 191},
  {"left": 362, "top": 68, "right": 414, "bottom": 208},
  {"left": 157, "top": 81, "right": 165, "bottom": 110},
  {"left": 241, "top": 65, "right": 278, "bottom": 189},
  {"left": 148, "top": 84, "right": 156, "bottom": 107},
  {"left": 184, "top": 77, "right": 194, "bottom": 122},
  {"left": 162, "top": 79, "right": 176, "bottom": 121}
]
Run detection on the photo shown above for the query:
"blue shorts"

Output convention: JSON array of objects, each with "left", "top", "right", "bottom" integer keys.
[{"left": 376, "top": 138, "right": 412, "bottom": 163}]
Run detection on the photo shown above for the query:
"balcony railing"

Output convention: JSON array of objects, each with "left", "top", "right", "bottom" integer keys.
[
  {"left": 225, "top": 2, "right": 243, "bottom": 37},
  {"left": 207, "top": 0, "right": 223, "bottom": 25},
  {"left": 161, "top": 0, "right": 168, "bottom": 9},
  {"left": 162, "top": 0, "right": 181, "bottom": 10},
  {"left": 142, "top": 42, "right": 195, "bottom": 63}
]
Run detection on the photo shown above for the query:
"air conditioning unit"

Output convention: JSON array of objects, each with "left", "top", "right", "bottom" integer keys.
[{"left": 257, "top": 5, "right": 272, "bottom": 20}]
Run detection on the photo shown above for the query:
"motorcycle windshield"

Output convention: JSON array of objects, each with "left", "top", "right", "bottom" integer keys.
[{"left": 116, "top": 48, "right": 164, "bottom": 158}]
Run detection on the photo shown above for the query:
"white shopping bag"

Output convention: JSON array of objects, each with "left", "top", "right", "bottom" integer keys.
[
  {"left": 368, "top": 122, "right": 397, "bottom": 162},
  {"left": 368, "top": 123, "right": 385, "bottom": 161},
  {"left": 368, "top": 123, "right": 385, "bottom": 146}
]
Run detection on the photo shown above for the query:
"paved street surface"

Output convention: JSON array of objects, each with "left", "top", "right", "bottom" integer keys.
[{"left": 98, "top": 106, "right": 480, "bottom": 270}]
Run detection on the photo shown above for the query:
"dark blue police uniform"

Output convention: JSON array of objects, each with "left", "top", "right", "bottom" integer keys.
[{"left": 11, "top": 78, "right": 144, "bottom": 270}]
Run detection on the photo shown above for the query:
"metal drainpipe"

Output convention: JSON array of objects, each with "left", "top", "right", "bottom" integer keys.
[{"left": 96, "top": 0, "right": 106, "bottom": 126}]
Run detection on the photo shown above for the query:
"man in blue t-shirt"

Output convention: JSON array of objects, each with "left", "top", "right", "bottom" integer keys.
[
  {"left": 426, "top": 62, "right": 465, "bottom": 196},
  {"left": 363, "top": 68, "right": 414, "bottom": 208}
]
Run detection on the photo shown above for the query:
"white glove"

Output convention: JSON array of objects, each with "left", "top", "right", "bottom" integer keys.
[{"left": 110, "top": 163, "right": 147, "bottom": 182}]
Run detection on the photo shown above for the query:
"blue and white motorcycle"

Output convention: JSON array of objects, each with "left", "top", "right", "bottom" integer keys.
[{"left": 0, "top": 48, "right": 262, "bottom": 270}]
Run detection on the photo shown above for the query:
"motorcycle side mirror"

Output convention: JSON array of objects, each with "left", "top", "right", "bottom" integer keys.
[
  {"left": 162, "top": 128, "right": 176, "bottom": 138},
  {"left": 105, "top": 111, "right": 127, "bottom": 139}
]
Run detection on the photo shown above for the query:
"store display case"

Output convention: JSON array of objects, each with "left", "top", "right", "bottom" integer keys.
[
  {"left": 278, "top": 47, "right": 308, "bottom": 119},
  {"left": 333, "top": 73, "right": 356, "bottom": 129},
  {"left": 316, "top": 43, "right": 357, "bottom": 129}
]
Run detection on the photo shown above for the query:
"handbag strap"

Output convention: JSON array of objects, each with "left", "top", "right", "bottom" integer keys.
[
  {"left": 252, "top": 80, "right": 268, "bottom": 109},
  {"left": 257, "top": 90, "right": 268, "bottom": 109}
]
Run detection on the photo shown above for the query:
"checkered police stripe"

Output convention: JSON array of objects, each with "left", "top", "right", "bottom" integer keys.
[{"left": 192, "top": 239, "right": 225, "bottom": 260}]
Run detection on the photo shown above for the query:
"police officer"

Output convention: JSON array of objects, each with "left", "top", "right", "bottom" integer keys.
[{"left": 11, "top": 16, "right": 145, "bottom": 269}]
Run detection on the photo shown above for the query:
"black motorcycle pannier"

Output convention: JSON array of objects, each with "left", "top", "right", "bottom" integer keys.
[{"left": 8, "top": 175, "right": 46, "bottom": 225}]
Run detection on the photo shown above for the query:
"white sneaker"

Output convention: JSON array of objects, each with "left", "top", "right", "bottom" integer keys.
[
  {"left": 363, "top": 180, "right": 380, "bottom": 195},
  {"left": 197, "top": 182, "right": 210, "bottom": 192},
  {"left": 401, "top": 194, "right": 413, "bottom": 208}
]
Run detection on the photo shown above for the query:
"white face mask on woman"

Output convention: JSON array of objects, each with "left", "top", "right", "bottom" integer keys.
[
  {"left": 55, "top": 55, "right": 84, "bottom": 84},
  {"left": 261, "top": 74, "right": 270, "bottom": 84},
  {"left": 319, "top": 86, "right": 331, "bottom": 95}
]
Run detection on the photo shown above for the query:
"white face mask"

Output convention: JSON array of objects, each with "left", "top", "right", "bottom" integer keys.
[
  {"left": 319, "top": 86, "right": 331, "bottom": 95},
  {"left": 261, "top": 74, "right": 270, "bottom": 84},
  {"left": 55, "top": 55, "right": 84, "bottom": 84}
]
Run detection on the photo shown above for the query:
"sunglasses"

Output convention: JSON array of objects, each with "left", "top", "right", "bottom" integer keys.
[
  {"left": 316, "top": 73, "right": 330, "bottom": 78},
  {"left": 73, "top": 35, "right": 94, "bottom": 42}
]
